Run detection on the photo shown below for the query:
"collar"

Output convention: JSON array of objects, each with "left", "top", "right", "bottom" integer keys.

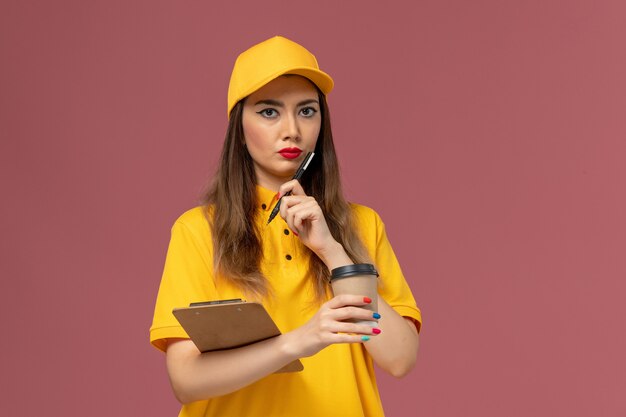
[{"left": 256, "top": 185, "right": 279, "bottom": 212}]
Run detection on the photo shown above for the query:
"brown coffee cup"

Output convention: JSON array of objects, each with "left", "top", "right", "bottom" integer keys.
[{"left": 330, "top": 274, "right": 378, "bottom": 324}]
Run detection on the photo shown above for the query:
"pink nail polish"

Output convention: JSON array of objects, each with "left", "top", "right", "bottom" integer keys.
[
  {"left": 363, "top": 297, "right": 372, "bottom": 304},
  {"left": 372, "top": 328, "right": 381, "bottom": 335}
]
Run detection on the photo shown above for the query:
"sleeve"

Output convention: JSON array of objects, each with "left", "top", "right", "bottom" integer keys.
[
  {"left": 356, "top": 206, "right": 422, "bottom": 333},
  {"left": 149, "top": 212, "right": 219, "bottom": 352}
]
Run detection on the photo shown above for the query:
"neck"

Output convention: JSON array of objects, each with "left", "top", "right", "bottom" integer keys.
[{"left": 254, "top": 173, "right": 292, "bottom": 192}]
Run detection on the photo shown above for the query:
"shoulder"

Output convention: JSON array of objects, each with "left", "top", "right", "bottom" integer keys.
[
  {"left": 348, "top": 202, "right": 387, "bottom": 247},
  {"left": 166, "top": 206, "right": 214, "bottom": 254},
  {"left": 349, "top": 202, "right": 383, "bottom": 229},
  {"left": 171, "top": 206, "right": 212, "bottom": 236}
]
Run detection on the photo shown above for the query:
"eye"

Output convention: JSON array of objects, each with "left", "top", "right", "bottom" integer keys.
[
  {"left": 299, "top": 107, "right": 318, "bottom": 118},
  {"left": 257, "top": 108, "right": 278, "bottom": 118}
]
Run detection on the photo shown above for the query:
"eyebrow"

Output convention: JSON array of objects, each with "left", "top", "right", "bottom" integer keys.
[{"left": 254, "top": 98, "right": 319, "bottom": 107}]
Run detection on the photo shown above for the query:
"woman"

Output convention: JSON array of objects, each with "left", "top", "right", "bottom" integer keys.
[{"left": 150, "top": 36, "right": 421, "bottom": 417}]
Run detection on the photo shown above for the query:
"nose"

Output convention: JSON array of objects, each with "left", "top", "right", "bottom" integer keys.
[{"left": 281, "top": 112, "right": 300, "bottom": 142}]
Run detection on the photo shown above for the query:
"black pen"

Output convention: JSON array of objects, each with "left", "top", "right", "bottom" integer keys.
[{"left": 267, "top": 152, "right": 315, "bottom": 225}]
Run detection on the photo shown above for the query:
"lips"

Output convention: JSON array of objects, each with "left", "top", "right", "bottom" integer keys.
[{"left": 278, "top": 147, "right": 302, "bottom": 159}]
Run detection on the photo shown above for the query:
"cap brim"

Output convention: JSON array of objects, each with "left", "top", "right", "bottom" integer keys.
[
  {"left": 284, "top": 67, "right": 334, "bottom": 95},
  {"left": 231, "top": 67, "right": 334, "bottom": 116}
]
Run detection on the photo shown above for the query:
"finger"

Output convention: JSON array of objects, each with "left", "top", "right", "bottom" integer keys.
[
  {"left": 278, "top": 179, "right": 306, "bottom": 198},
  {"left": 315, "top": 322, "right": 373, "bottom": 342},
  {"left": 329, "top": 321, "right": 381, "bottom": 336},
  {"left": 326, "top": 294, "right": 375, "bottom": 309},
  {"left": 278, "top": 195, "right": 308, "bottom": 221},
  {"left": 280, "top": 197, "right": 320, "bottom": 234},
  {"left": 279, "top": 197, "right": 303, "bottom": 234},
  {"left": 280, "top": 195, "right": 310, "bottom": 210},
  {"left": 328, "top": 333, "right": 376, "bottom": 344},
  {"left": 331, "top": 306, "right": 380, "bottom": 323},
  {"left": 286, "top": 199, "right": 321, "bottom": 231}
]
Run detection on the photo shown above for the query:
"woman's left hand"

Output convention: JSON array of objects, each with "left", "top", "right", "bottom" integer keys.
[{"left": 278, "top": 180, "right": 339, "bottom": 260}]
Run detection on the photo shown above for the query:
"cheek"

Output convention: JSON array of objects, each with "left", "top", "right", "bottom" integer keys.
[
  {"left": 242, "top": 118, "right": 269, "bottom": 152},
  {"left": 306, "top": 120, "right": 321, "bottom": 145}
]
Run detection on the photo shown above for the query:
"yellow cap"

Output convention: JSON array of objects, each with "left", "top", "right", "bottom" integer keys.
[{"left": 227, "top": 36, "right": 334, "bottom": 117}]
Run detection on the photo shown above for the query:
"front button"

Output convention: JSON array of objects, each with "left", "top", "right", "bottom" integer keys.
[
  {"left": 284, "top": 229, "right": 290, "bottom": 235},
  {"left": 261, "top": 203, "right": 267, "bottom": 210},
  {"left": 285, "top": 254, "right": 292, "bottom": 261}
]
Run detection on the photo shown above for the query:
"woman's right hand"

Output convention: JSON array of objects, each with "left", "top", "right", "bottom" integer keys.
[
  {"left": 165, "top": 294, "right": 381, "bottom": 403},
  {"left": 283, "top": 294, "right": 381, "bottom": 358}
]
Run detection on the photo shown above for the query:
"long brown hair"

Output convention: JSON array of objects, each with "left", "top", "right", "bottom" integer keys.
[{"left": 202, "top": 88, "right": 369, "bottom": 302}]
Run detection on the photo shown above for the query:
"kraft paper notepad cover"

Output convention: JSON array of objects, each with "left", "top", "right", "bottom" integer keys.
[{"left": 173, "top": 301, "right": 303, "bottom": 373}]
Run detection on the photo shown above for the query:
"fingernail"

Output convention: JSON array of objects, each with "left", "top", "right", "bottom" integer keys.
[
  {"left": 372, "top": 328, "right": 382, "bottom": 335},
  {"left": 292, "top": 230, "right": 298, "bottom": 236},
  {"left": 275, "top": 192, "right": 281, "bottom": 199},
  {"left": 363, "top": 297, "right": 372, "bottom": 304},
  {"left": 361, "top": 336, "right": 370, "bottom": 342},
  {"left": 373, "top": 312, "right": 381, "bottom": 319}
]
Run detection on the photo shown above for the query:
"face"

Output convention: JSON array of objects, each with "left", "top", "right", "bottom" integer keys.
[{"left": 242, "top": 75, "right": 321, "bottom": 190}]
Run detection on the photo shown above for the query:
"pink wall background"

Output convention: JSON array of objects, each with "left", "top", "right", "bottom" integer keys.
[{"left": 2, "top": 1, "right": 625, "bottom": 415}]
